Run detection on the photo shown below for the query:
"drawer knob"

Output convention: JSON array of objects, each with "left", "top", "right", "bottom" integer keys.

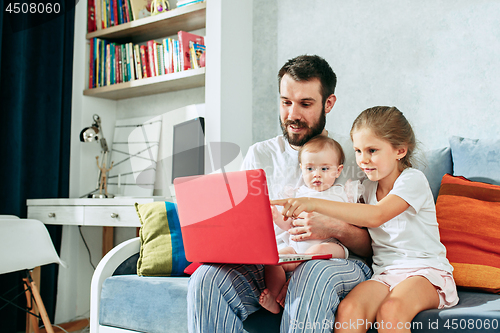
[
  {"left": 48, "top": 213, "right": 56, "bottom": 218},
  {"left": 110, "top": 213, "right": 119, "bottom": 218}
]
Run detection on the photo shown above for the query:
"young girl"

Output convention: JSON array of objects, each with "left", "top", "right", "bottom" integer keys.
[{"left": 271, "top": 106, "right": 458, "bottom": 332}]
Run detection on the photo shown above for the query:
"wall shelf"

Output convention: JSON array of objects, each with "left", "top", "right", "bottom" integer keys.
[
  {"left": 86, "top": 2, "right": 206, "bottom": 43},
  {"left": 83, "top": 67, "right": 205, "bottom": 100}
]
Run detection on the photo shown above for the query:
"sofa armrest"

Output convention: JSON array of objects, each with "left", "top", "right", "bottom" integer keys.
[{"left": 90, "top": 237, "right": 140, "bottom": 333}]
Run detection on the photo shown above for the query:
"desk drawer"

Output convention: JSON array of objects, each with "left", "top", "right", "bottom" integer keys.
[
  {"left": 84, "top": 206, "right": 140, "bottom": 227},
  {"left": 28, "top": 206, "right": 84, "bottom": 225}
]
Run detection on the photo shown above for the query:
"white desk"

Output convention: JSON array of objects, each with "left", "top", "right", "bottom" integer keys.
[
  {"left": 26, "top": 198, "right": 163, "bottom": 226},
  {"left": 27, "top": 197, "right": 163, "bottom": 255}
]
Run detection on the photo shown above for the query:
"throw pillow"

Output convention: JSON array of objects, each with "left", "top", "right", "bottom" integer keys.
[
  {"left": 449, "top": 136, "right": 500, "bottom": 185},
  {"left": 417, "top": 147, "right": 453, "bottom": 202},
  {"left": 436, "top": 174, "right": 500, "bottom": 294},
  {"left": 135, "top": 201, "right": 190, "bottom": 276}
]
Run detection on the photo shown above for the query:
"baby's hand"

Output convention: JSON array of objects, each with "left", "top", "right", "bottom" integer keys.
[
  {"left": 270, "top": 198, "right": 316, "bottom": 219},
  {"left": 271, "top": 205, "right": 292, "bottom": 230}
]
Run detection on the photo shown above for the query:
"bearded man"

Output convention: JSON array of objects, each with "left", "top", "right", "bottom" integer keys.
[{"left": 187, "top": 55, "right": 372, "bottom": 333}]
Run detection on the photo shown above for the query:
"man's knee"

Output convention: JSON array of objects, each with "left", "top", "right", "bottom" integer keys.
[{"left": 189, "top": 264, "right": 222, "bottom": 293}]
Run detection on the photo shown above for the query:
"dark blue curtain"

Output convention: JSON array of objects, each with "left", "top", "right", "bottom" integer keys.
[{"left": 0, "top": 1, "right": 75, "bottom": 331}]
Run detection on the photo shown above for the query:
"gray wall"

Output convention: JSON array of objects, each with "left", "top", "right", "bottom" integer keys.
[{"left": 253, "top": 0, "right": 500, "bottom": 151}]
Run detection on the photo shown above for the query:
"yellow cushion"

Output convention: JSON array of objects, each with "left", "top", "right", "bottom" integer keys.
[{"left": 135, "top": 201, "right": 190, "bottom": 276}]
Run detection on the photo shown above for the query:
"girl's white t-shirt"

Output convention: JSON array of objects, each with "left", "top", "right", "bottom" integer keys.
[{"left": 362, "top": 168, "right": 453, "bottom": 275}]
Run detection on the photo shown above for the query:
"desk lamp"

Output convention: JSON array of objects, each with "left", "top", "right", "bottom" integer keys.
[{"left": 80, "top": 114, "right": 114, "bottom": 198}]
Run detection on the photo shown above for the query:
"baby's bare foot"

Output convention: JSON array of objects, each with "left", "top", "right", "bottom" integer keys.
[
  {"left": 259, "top": 289, "right": 281, "bottom": 314},
  {"left": 276, "top": 278, "right": 290, "bottom": 308}
]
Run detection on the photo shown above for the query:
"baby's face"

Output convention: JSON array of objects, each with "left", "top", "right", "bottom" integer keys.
[{"left": 300, "top": 148, "right": 343, "bottom": 192}]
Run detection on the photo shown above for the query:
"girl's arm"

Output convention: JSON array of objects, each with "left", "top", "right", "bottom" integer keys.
[{"left": 271, "top": 194, "right": 410, "bottom": 228}]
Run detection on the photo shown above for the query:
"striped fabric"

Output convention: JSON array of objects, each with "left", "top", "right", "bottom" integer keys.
[
  {"left": 437, "top": 174, "right": 500, "bottom": 294},
  {"left": 135, "top": 201, "right": 190, "bottom": 276},
  {"left": 187, "top": 259, "right": 371, "bottom": 332}
]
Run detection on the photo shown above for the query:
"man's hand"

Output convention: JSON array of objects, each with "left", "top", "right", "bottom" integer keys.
[
  {"left": 288, "top": 212, "right": 373, "bottom": 258},
  {"left": 287, "top": 211, "right": 342, "bottom": 241}
]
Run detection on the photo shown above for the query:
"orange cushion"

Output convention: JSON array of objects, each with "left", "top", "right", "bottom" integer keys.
[{"left": 437, "top": 174, "right": 500, "bottom": 294}]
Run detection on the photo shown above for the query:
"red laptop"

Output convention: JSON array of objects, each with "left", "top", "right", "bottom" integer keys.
[{"left": 174, "top": 169, "right": 332, "bottom": 265}]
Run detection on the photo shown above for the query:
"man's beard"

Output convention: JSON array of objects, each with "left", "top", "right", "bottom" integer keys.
[{"left": 280, "top": 108, "right": 326, "bottom": 147}]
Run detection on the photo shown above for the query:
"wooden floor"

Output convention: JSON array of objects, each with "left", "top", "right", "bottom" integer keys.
[{"left": 22, "top": 318, "right": 90, "bottom": 333}]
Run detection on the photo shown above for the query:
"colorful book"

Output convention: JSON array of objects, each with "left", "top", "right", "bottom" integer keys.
[
  {"left": 134, "top": 44, "right": 142, "bottom": 80},
  {"left": 106, "top": 43, "right": 111, "bottom": 86},
  {"left": 100, "top": 40, "right": 104, "bottom": 86},
  {"left": 124, "top": 0, "right": 132, "bottom": 23},
  {"left": 189, "top": 42, "right": 205, "bottom": 69},
  {"left": 117, "top": 0, "right": 124, "bottom": 24},
  {"left": 162, "top": 38, "right": 168, "bottom": 74},
  {"left": 147, "top": 40, "right": 156, "bottom": 77},
  {"left": 105, "top": 0, "right": 110, "bottom": 28},
  {"left": 127, "top": 43, "right": 136, "bottom": 80},
  {"left": 110, "top": 42, "right": 115, "bottom": 85},
  {"left": 95, "top": 39, "right": 100, "bottom": 87},
  {"left": 157, "top": 44, "right": 164, "bottom": 75},
  {"left": 88, "top": 0, "right": 97, "bottom": 32},
  {"left": 116, "top": 44, "right": 122, "bottom": 83},
  {"left": 120, "top": 44, "right": 127, "bottom": 82},
  {"left": 89, "top": 39, "right": 94, "bottom": 88},
  {"left": 140, "top": 44, "right": 148, "bottom": 78},
  {"left": 95, "top": 0, "right": 101, "bottom": 30},
  {"left": 177, "top": 31, "right": 204, "bottom": 71}
]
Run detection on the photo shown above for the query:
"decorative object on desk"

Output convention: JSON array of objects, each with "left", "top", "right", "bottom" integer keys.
[
  {"left": 80, "top": 114, "right": 115, "bottom": 198},
  {"left": 151, "top": 0, "right": 169, "bottom": 15},
  {"left": 107, "top": 115, "right": 162, "bottom": 197},
  {"left": 96, "top": 156, "right": 114, "bottom": 197}
]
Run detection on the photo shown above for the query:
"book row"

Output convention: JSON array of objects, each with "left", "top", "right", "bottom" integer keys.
[
  {"left": 88, "top": 0, "right": 205, "bottom": 32},
  {"left": 89, "top": 31, "right": 205, "bottom": 89},
  {"left": 88, "top": 0, "right": 134, "bottom": 32}
]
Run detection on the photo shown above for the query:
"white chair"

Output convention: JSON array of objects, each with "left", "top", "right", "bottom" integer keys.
[
  {"left": 0, "top": 218, "right": 66, "bottom": 333},
  {"left": 0, "top": 215, "right": 20, "bottom": 219}
]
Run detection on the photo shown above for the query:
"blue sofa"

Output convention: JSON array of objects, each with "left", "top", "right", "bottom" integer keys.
[{"left": 90, "top": 137, "right": 500, "bottom": 333}]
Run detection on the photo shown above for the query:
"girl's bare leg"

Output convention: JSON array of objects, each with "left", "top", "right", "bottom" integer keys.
[
  {"left": 335, "top": 280, "right": 390, "bottom": 332},
  {"left": 335, "top": 276, "right": 440, "bottom": 333},
  {"left": 376, "top": 276, "right": 439, "bottom": 333}
]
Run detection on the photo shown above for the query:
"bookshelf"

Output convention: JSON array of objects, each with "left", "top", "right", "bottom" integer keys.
[
  {"left": 67, "top": 0, "right": 253, "bottom": 324},
  {"left": 84, "top": 1, "right": 207, "bottom": 100}
]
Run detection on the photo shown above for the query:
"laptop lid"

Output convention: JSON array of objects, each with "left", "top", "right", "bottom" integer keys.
[{"left": 174, "top": 169, "right": 280, "bottom": 264}]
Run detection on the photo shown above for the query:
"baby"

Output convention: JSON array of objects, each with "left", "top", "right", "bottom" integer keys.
[{"left": 260, "top": 135, "right": 354, "bottom": 314}]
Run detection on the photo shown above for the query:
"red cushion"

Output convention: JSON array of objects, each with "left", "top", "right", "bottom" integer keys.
[{"left": 437, "top": 174, "right": 500, "bottom": 294}]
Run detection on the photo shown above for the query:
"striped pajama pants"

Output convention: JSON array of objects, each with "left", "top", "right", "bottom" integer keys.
[{"left": 187, "top": 259, "right": 372, "bottom": 332}]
